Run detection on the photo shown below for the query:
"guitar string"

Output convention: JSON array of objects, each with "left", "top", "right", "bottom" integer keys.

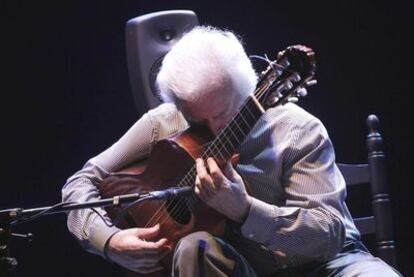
[
  {"left": 148, "top": 115, "right": 246, "bottom": 229},
  {"left": 142, "top": 59, "right": 314, "bottom": 242},
  {"left": 145, "top": 104, "right": 257, "bottom": 234},
  {"left": 138, "top": 58, "right": 279, "bottom": 229},
  {"left": 167, "top": 73, "right": 272, "bottom": 213},
  {"left": 141, "top": 67, "right": 281, "bottom": 232},
  {"left": 140, "top": 75, "right": 273, "bottom": 230},
  {"left": 141, "top": 61, "right": 293, "bottom": 233},
  {"left": 155, "top": 68, "right": 303, "bottom": 222},
  {"left": 142, "top": 84, "right": 270, "bottom": 232},
  {"left": 142, "top": 102, "right": 254, "bottom": 230}
]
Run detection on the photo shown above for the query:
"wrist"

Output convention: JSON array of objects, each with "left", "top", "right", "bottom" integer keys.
[
  {"left": 103, "top": 230, "right": 120, "bottom": 263},
  {"left": 238, "top": 195, "right": 252, "bottom": 224}
]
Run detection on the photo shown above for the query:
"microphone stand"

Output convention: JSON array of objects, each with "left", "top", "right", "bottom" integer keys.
[{"left": 0, "top": 186, "right": 192, "bottom": 276}]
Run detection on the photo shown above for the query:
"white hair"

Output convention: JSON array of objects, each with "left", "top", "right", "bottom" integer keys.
[{"left": 156, "top": 26, "right": 257, "bottom": 105}]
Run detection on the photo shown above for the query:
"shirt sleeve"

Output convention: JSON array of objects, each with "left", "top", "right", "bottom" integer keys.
[
  {"left": 241, "top": 118, "right": 346, "bottom": 263},
  {"left": 61, "top": 103, "right": 188, "bottom": 258}
]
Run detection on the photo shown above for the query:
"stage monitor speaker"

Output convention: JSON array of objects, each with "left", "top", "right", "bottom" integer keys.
[{"left": 125, "top": 10, "right": 199, "bottom": 112}]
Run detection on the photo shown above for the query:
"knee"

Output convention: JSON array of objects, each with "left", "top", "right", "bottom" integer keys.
[
  {"left": 327, "top": 251, "right": 401, "bottom": 277},
  {"left": 173, "top": 231, "right": 213, "bottom": 275},
  {"left": 175, "top": 231, "right": 212, "bottom": 255}
]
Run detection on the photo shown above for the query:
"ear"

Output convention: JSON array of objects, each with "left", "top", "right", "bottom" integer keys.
[{"left": 125, "top": 10, "right": 199, "bottom": 112}]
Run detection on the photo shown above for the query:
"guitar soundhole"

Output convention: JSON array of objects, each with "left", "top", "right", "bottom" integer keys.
[{"left": 166, "top": 198, "right": 191, "bottom": 224}]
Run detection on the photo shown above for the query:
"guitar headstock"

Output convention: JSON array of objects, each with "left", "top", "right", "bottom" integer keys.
[{"left": 255, "top": 44, "right": 317, "bottom": 109}]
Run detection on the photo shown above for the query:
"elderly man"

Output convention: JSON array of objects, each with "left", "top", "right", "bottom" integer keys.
[{"left": 62, "top": 26, "right": 400, "bottom": 276}]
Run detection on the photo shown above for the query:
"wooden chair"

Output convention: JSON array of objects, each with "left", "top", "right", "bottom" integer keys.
[{"left": 337, "top": 114, "right": 397, "bottom": 268}]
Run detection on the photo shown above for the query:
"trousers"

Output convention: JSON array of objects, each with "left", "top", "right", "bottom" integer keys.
[{"left": 172, "top": 231, "right": 401, "bottom": 277}]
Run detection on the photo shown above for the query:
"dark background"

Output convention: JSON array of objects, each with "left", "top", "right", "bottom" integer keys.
[{"left": 1, "top": 1, "right": 411, "bottom": 276}]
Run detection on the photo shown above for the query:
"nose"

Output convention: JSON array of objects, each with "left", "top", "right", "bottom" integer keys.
[{"left": 208, "top": 120, "right": 226, "bottom": 135}]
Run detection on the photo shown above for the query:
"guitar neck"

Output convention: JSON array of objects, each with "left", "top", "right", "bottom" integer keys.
[
  {"left": 203, "top": 100, "right": 266, "bottom": 168},
  {"left": 179, "top": 44, "right": 316, "bottom": 186}
]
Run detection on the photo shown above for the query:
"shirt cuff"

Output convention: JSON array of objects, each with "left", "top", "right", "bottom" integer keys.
[
  {"left": 240, "top": 197, "right": 276, "bottom": 244},
  {"left": 89, "top": 217, "right": 121, "bottom": 259},
  {"left": 241, "top": 198, "right": 302, "bottom": 245}
]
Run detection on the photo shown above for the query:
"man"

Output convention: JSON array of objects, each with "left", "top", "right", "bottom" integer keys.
[{"left": 62, "top": 26, "right": 400, "bottom": 276}]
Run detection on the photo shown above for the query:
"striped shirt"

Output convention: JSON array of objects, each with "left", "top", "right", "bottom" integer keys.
[{"left": 61, "top": 102, "right": 360, "bottom": 271}]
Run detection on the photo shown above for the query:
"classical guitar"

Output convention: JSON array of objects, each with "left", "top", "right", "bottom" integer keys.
[{"left": 98, "top": 45, "right": 316, "bottom": 276}]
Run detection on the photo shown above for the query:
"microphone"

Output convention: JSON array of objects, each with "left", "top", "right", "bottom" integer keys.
[{"left": 147, "top": 186, "right": 193, "bottom": 200}]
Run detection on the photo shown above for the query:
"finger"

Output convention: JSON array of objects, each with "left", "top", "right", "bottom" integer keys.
[
  {"left": 196, "top": 170, "right": 217, "bottom": 200},
  {"left": 230, "top": 153, "right": 240, "bottom": 166},
  {"left": 154, "top": 237, "right": 169, "bottom": 248},
  {"left": 196, "top": 159, "right": 216, "bottom": 192},
  {"left": 123, "top": 238, "right": 168, "bottom": 256},
  {"left": 136, "top": 224, "right": 161, "bottom": 239},
  {"left": 195, "top": 177, "right": 211, "bottom": 201},
  {"left": 196, "top": 159, "right": 213, "bottom": 184},
  {"left": 194, "top": 177, "right": 202, "bottom": 196},
  {"left": 139, "top": 237, "right": 169, "bottom": 250},
  {"left": 223, "top": 161, "right": 240, "bottom": 182},
  {"left": 194, "top": 176, "right": 207, "bottom": 200},
  {"left": 196, "top": 158, "right": 208, "bottom": 175},
  {"left": 206, "top": 157, "right": 226, "bottom": 187}
]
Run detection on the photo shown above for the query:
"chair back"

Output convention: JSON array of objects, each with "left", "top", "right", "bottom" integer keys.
[{"left": 337, "top": 114, "right": 397, "bottom": 267}]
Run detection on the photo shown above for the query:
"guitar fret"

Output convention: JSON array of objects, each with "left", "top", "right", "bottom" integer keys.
[{"left": 202, "top": 96, "right": 264, "bottom": 167}]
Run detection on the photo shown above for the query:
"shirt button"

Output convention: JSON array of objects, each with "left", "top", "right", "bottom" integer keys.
[{"left": 248, "top": 233, "right": 254, "bottom": 238}]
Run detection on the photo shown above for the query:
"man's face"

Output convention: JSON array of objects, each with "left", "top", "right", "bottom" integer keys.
[{"left": 181, "top": 89, "right": 242, "bottom": 135}]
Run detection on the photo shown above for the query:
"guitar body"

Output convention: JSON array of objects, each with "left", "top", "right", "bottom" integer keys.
[{"left": 98, "top": 125, "right": 227, "bottom": 275}]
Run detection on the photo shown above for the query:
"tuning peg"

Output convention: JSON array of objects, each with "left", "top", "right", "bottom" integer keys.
[
  {"left": 288, "top": 97, "right": 299, "bottom": 103},
  {"left": 267, "top": 96, "right": 279, "bottom": 106},
  {"left": 306, "top": 79, "right": 317, "bottom": 87},
  {"left": 279, "top": 58, "right": 290, "bottom": 68},
  {"left": 290, "top": 72, "right": 301, "bottom": 82},
  {"left": 12, "top": 232, "right": 34, "bottom": 242},
  {"left": 297, "top": 88, "right": 308, "bottom": 97},
  {"left": 284, "top": 81, "right": 293, "bottom": 90}
]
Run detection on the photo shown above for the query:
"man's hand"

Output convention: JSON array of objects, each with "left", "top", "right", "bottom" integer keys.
[
  {"left": 106, "top": 224, "right": 171, "bottom": 274},
  {"left": 194, "top": 157, "right": 252, "bottom": 223}
]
